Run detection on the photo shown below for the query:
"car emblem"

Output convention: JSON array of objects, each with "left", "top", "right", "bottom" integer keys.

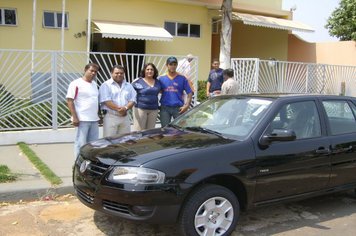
[{"left": 80, "top": 160, "right": 91, "bottom": 173}]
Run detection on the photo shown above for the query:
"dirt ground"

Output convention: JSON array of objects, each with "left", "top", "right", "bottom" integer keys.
[{"left": 1, "top": 191, "right": 356, "bottom": 236}]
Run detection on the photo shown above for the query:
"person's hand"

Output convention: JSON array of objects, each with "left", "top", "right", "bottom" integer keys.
[
  {"left": 72, "top": 117, "right": 79, "bottom": 127},
  {"left": 179, "top": 104, "right": 189, "bottom": 114},
  {"left": 117, "top": 107, "right": 127, "bottom": 116}
]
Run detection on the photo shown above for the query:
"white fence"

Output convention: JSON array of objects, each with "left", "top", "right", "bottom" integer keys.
[
  {"left": 1, "top": 50, "right": 355, "bottom": 132},
  {"left": 232, "top": 58, "right": 356, "bottom": 96},
  {"left": 0, "top": 50, "right": 198, "bottom": 131}
]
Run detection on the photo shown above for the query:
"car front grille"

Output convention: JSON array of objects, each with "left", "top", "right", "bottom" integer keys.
[
  {"left": 77, "top": 155, "right": 110, "bottom": 178},
  {"left": 76, "top": 187, "right": 95, "bottom": 204},
  {"left": 88, "top": 161, "right": 110, "bottom": 177},
  {"left": 102, "top": 199, "right": 131, "bottom": 215}
]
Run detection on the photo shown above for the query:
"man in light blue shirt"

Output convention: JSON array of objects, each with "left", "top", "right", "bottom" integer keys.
[{"left": 99, "top": 65, "right": 136, "bottom": 137}]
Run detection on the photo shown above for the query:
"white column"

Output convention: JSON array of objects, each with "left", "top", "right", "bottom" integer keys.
[
  {"left": 61, "top": 0, "right": 66, "bottom": 72},
  {"left": 61, "top": 0, "right": 66, "bottom": 52},
  {"left": 87, "top": 0, "right": 92, "bottom": 55},
  {"left": 31, "top": 0, "right": 37, "bottom": 73}
]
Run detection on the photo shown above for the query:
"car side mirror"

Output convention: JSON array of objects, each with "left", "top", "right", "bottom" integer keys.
[{"left": 259, "top": 128, "right": 296, "bottom": 147}]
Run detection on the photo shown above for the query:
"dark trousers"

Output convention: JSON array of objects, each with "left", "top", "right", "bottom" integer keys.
[{"left": 159, "top": 105, "right": 180, "bottom": 127}]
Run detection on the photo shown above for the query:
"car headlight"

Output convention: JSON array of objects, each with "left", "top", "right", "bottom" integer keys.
[{"left": 108, "top": 167, "right": 165, "bottom": 185}]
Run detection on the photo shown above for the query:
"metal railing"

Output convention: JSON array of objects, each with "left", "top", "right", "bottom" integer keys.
[
  {"left": 232, "top": 58, "right": 356, "bottom": 96},
  {"left": 1, "top": 50, "right": 355, "bottom": 132},
  {"left": 0, "top": 50, "right": 198, "bottom": 131}
]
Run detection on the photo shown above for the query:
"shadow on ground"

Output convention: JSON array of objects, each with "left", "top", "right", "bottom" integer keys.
[{"left": 92, "top": 191, "right": 356, "bottom": 235}]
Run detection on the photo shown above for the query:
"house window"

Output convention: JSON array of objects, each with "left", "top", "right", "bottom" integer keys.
[
  {"left": 177, "top": 23, "right": 188, "bottom": 36},
  {"left": 43, "top": 11, "right": 68, "bottom": 29},
  {"left": 164, "top": 21, "right": 201, "bottom": 38},
  {"left": 0, "top": 8, "right": 17, "bottom": 26},
  {"left": 164, "top": 21, "right": 175, "bottom": 35},
  {"left": 190, "top": 24, "right": 200, "bottom": 38}
]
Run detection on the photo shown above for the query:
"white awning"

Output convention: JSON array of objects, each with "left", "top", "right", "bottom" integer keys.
[
  {"left": 92, "top": 20, "right": 173, "bottom": 41},
  {"left": 232, "top": 12, "right": 314, "bottom": 33}
]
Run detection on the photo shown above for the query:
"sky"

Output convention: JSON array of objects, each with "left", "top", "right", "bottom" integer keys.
[{"left": 282, "top": 0, "right": 340, "bottom": 42}]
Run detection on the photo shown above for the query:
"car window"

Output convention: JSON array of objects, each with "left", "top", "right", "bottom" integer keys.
[
  {"left": 270, "top": 101, "right": 321, "bottom": 139},
  {"left": 172, "top": 97, "right": 272, "bottom": 139},
  {"left": 322, "top": 100, "right": 356, "bottom": 135}
]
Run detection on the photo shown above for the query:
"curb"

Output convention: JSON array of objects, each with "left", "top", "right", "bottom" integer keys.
[{"left": 0, "top": 185, "right": 74, "bottom": 202}]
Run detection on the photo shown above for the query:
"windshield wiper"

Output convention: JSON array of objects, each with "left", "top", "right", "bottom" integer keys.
[
  {"left": 185, "top": 126, "right": 225, "bottom": 138},
  {"left": 167, "top": 123, "right": 183, "bottom": 131}
]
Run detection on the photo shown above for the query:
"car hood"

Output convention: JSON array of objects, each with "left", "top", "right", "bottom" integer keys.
[{"left": 80, "top": 127, "right": 234, "bottom": 165}]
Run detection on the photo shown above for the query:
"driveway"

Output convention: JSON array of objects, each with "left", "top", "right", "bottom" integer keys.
[{"left": 1, "top": 191, "right": 356, "bottom": 236}]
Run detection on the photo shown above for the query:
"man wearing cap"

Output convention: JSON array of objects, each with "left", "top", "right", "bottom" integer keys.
[{"left": 159, "top": 56, "right": 193, "bottom": 127}]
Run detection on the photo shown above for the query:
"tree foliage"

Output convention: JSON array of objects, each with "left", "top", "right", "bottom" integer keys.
[{"left": 325, "top": 0, "right": 356, "bottom": 41}]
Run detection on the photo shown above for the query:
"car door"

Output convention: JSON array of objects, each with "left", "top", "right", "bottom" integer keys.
[
  {"left": 253, "top": 100, "right": 331, "bottom": 203},
  {"left": 322, "top": 99, "right": 356, "bottom": 187}
]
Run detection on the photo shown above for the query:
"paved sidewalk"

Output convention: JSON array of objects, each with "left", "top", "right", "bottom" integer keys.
[{"left": 0, "top": 143, "right": 75, "bottom": 202}]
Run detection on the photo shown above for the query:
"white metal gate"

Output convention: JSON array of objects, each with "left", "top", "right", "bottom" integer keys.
[
  {"left": 0, "top": 50, "right": 198, "bottom": 131},
  {"left": 231, "top": 58, "right": 356, "bottom": 96}
]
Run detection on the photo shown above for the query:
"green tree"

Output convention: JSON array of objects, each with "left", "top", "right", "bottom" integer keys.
[{"left": 325, "top": 0, "right": 356, "bottom": 41}]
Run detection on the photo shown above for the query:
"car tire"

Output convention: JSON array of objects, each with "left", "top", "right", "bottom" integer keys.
[{"left": 178, "top": 184, "right": 240, "bottom": 236}]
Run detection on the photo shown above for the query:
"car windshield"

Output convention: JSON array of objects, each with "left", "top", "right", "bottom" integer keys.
[{"left": 171, "top": 96, "right": 273, "bottom": 140}]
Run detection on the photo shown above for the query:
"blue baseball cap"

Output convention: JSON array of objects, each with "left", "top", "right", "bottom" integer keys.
[{"left": 166, "top": 56, "right": 178, "bottom": 64}]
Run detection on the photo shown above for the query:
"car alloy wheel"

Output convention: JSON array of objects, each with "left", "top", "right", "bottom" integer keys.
[
  {"left": 194, "top": 196, "right": 234, "bottom": 235},
  {"left": 179, "top": 184, "right": 239, "bottom": 236}
]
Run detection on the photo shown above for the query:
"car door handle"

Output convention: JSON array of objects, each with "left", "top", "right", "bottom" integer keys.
[{"left": 315, "top": 148, "right": 330, "bottom": 154}]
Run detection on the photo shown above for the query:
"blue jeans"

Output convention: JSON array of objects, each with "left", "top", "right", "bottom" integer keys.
[
  {"left": 74, "top": 121, "right": 99, "bottom": 159},
  {"left": 160, "top": 106, "right": 180, "bottom": 127}
]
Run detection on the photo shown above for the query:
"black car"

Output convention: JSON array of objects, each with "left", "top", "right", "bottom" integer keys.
[{"left": 73, "top": 94, "right": 356, "bottom": 236}]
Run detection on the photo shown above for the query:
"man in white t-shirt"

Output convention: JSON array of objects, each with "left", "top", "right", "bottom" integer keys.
[{"left": 66, "top": 63, "right": 100, "bottom": 158}]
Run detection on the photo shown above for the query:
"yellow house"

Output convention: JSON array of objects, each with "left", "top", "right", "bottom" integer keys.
[{"left": 0, "top": 0, "right": 313, "bottom": 81}]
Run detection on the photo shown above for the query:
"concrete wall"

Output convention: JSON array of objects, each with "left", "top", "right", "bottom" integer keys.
[
  {"left": 231, "top": 21, "right": 289, "bottom": 60},
  {"left": 0, "top": 0, "right": 212, "bottom": 81},
  {"left": 237, "top": 0, "right": 282, "bottom": 11},
  {"left": 0, "top": 0, "right": 88, "bottom": 51},
  {"left": 0, "top": 0, "right": 34, "bottom": 49},
  {"left": 210, "top": 0, "right": 290, "bottom": 66},
  {"left": 211, "top": 22, "right": 289, "bottom": 63},
  {"left": 288, "top": 35, "right": 356, "bottom": 66},
  {"left": 288, "top": 35, "right": 316, "bottom": 63},
  {"left": 316, "top": 41, "right": 356, "bottom": 66},
  {"left": 1, "top": 0, "right": 294, "bottom": 82}
]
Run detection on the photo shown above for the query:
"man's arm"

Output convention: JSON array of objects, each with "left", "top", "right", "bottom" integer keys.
[
  {"left": 67, "top": 98, "right": 79, "bottom": 126},
  {"left": 179, "top": 92, "right": 192, "bottom": 114},
  {"left": 206, "top": 82, "right": 211, "bottom": 97},
  {"left": 103, "top": 100, "right": 123, "bottom": 111},
  {"left": 119, "top": 85, "right": 137, "bottom": 114},
  {"left": 220, "top": 83, "right": 227, "bottom": 95},
  {"left": 126, "top": 101, "right": 135, "bottom": 110}
]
